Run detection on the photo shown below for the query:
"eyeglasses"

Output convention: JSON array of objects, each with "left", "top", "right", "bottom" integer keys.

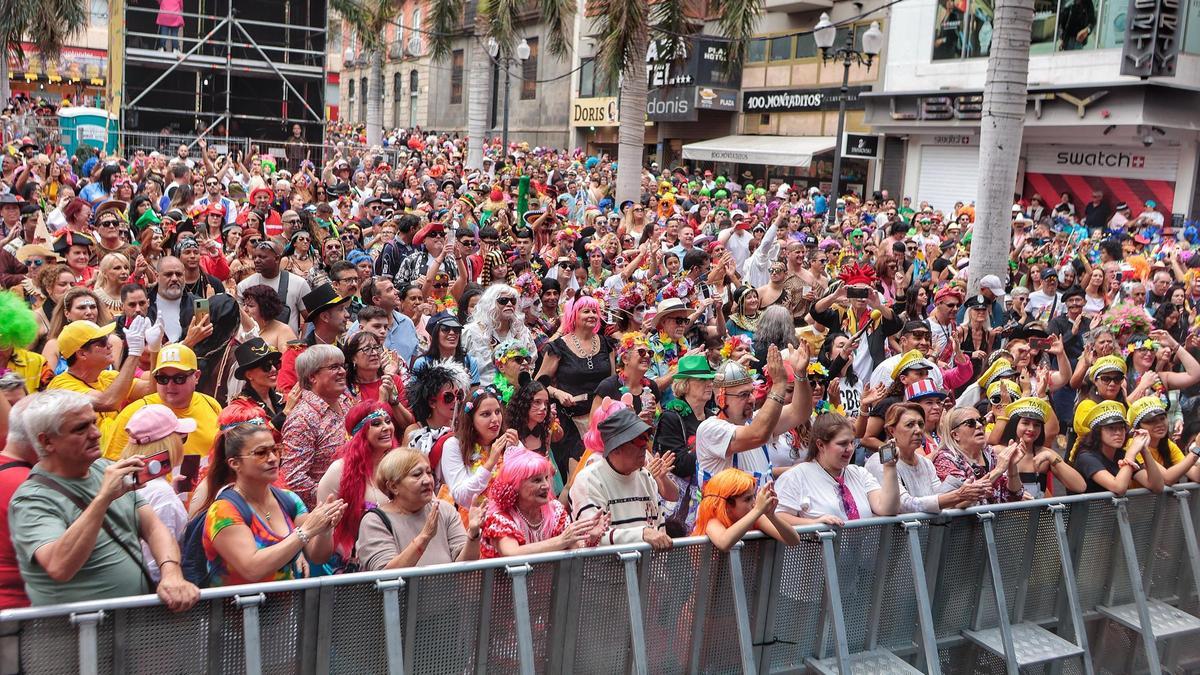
[
  {"left": 154, "top": 372, "right": 193, "bottom": 385},
  {"left": 1096, "top": 374, "right": 1123, "bottom": 384},
  {"left": 954, "top": 417, "right": 984, "bottom": 430},
  {"left": 28, "top": 259, "right": 45, "bottom": 267},
  {"left": 359, "top": 345, "right": 383, "bottom": 355},
  {"left": 515, "top": 356, "right": 532, "bottom": 365},
  {"left": 319, "top": 362, "right": 347, "bottom": 373},
  {"left": 240, "top": 445, "right": 283, "bottom": 461},
  {"left": 943, "top": 303, "right": 960, "bottom": 310},
  {"left": 496, "top": 296, "right": 516, "bottom": 306},
  {"left": 334, "top": 276, "right": 358, "bottom": 284},
  {"left": 97, "top": 220, "right": 118, "bottom": 228},
  {"left": 725, "top": 390, "right": 753, "bottom": 400},
  {"left": 671, "top": 317, "right": 691, "bottom": 326},
  {"left": 440, "top": 390, "right": 466, "bottom": 405}
]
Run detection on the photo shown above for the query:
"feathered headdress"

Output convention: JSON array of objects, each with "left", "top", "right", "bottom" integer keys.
[{"left": 838, "top": 261, "right": 878, "bottom": 287}]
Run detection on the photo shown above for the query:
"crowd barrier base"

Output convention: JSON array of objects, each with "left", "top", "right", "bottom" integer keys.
[{"left": 3, "top": 485, "right": 1200, "bottom": 674}]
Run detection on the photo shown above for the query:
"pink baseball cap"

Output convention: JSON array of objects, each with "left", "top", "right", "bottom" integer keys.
[{"left": 125, "top": 404, "right": 198, "bottom": 445}]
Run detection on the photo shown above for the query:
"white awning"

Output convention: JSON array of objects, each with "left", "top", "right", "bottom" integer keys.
[{"left": 681, "top": 135, "right": 836, "bottom": 167}]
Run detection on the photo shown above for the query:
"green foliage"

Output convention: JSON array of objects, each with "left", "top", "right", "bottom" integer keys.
[{"left": 0, "top": 291, "right": 39, "bottom": 351}]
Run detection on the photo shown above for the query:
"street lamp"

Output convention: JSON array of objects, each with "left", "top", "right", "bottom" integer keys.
[
  {"left": 487, "top": 37, "right": 530, "bottom": 155},
  {"left": 815, "top": 15, "right": 882, "bottom": 226}
]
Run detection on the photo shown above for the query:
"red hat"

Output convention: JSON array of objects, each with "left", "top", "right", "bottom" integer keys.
[
  {"left": 203, "top": 203, "right": 225, "bottom": 218},
  {"left": 934, "top": 286, "right": 965, "bottom": 305},
  {"left": 249, "top": 187, "right": 274, "bottom": 203},
  {"left": 413, "top": 221, "right": 445, "bottom": 247}
]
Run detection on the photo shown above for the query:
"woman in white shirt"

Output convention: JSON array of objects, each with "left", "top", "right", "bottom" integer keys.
[
  {"left": 776, "top": 412, "right": 900, "bottom": 526},
  {"left": 865, "top": 402, "right": 990, "bottom": 513}
]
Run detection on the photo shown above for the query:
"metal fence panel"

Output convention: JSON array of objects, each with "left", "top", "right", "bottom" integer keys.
[
  {"left": 568, "top": 555, "right": 632, "bottom": 673},
  {"left": 642, "top": 543, "right": 701, "bottom": 674},
  {"left": 327, "top": 583, "right": 389, "bottom": 675},
  {"left": 766, "top": 537, "right": 825, "bottom": 672},
  {"left": 408, "top": 571, "right": 484, "bottom": 674}
]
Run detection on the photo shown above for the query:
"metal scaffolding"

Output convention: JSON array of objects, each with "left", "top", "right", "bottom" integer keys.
[{"left": 119, "top": 0, "right": 327, "bottom": 149}]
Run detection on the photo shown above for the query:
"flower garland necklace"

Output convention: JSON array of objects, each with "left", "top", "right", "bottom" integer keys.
[{"left": 493, "top": 372, "right": 516, "bottom": 404}]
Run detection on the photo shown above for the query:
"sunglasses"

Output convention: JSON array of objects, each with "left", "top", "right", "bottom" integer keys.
[
  {"left": 256, "top": 361, "right": 279, "bottom": 372},
  {"left": 425, "top": 232, "right": 445, "bottom": 240},
  {"left": 1096, "top": 374, "right": 1123, "bottom": 384},
  {"left": 154, "top": 372, "right": 193, "bottom": 385},
  {"left": 240, "top": 444, "right": 284, "bottom": 461},
  {"left": 497, "top": 296, "right": 517, "bottom": 306},
  {"left": 671, "top": 317, "right": 691, "bottom": 326},
  {"left": 953, "top": 417, "right": 983, "bottom": 430},
  {"left": 433, "top": 282, "right": 448, "bottom": 289},
  {"left": 97, "top": 220, "right": 119, "bottom": 228},
  {"left": 439, "top": 390, "right": 466, "bottom": 405},
  {"left": 81, "top": 336, "right": 109, "bottom": 351}
]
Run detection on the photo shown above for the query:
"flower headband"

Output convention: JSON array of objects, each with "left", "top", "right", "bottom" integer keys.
[
  {"left": 493, "top": 342, "right": 531, "bottom": 365},
  {"left": 220, "top": 417, "right": 267, "bottom": 433},
  {"left": 351, "top": 409, "right": 389, "bottom": 436},
  {"left": 617, "top": 332, "right": 649, "bottom": 361},
  {"left": 1126, "top": 338, "right": 1160, "bottom": 356},
  {"left": 464, "top": 385, "right": 499, "bottom": 414}
]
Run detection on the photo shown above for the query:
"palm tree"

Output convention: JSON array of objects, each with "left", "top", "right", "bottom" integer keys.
[
  {"left": 330, "top": 0, "right": 395, "bottom": 147},
  {"left": 966, "top": 0, "right": 1034, "bottom": 294},
  {"left": 593, "top": 0, "right": 761, "bottom": 203},
  {"left": 1, "top": 0, "right": 88, "bottom": 102},
  {"left": 428, "top": 0, "right": 574, "bottom": 170}
]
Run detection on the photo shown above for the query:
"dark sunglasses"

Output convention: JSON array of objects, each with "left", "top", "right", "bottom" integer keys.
[
  {"left": 1096, "top": 374, "right": 1123, "bottom": 384},
  {"left": 671, "top": 317, "right": 691, "bottom": 326},
  {"left": 440, "top": 390, "right": 466, "bottom": 404},
  {"left": 433, "top": 282, "right": 448, "bottom": 289},
  {"left": 154, "top": 372, "right": 193, "bottom": 385},
  {"left": 496, "top": 296, "right": 516, "bottom": 306}
]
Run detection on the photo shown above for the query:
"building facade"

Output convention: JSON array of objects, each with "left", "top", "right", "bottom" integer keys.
[
  {"left": 865, "top": 0, "right": 1200, "bottom": 219},
  {"left": 334, "top": 1, "right": 434, "bottom": 132}
]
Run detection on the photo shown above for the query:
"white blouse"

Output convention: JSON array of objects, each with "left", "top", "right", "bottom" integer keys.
[{"left": 775, "top": 462, "right": 880, "bottom": 520}]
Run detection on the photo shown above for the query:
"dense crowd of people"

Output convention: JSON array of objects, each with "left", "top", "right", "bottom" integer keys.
[{"left": 0, "top": 125, "right": 1194, "bottom": 615}]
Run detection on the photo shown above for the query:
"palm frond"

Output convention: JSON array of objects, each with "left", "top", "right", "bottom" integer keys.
[
  {"left": 427, "top": 0, "right": 468, "bottom": 59},
  {"left": 537, "top": 0, "right": 576, "bottom": 58},
  {"left": 714, "top": 0, "right": 762, "bottom": 65},
  {"left": 593, "top": 0, "right": 647, "bottom": 88},
  {"left": 484, "top": 0, "right": 520, "bottom": 58},
  {"left": 330, "top": 0, "right": 385, "bottom": 50},
  {"left": 3, "top": 0, "right": 88, "bottom": 60}
]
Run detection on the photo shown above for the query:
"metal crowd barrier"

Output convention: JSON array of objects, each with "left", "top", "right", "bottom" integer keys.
[{"left": 2, "top": 484, "right": 1199, "bottom": 674}]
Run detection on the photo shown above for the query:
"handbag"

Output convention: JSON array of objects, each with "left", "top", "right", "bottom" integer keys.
[{"left": 27, "top": 473, "right": 157, "bottom": 590}]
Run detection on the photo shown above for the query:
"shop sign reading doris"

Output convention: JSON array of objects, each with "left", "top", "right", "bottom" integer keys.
[{"left": 570, "top": 97, "right": 619, "bottom": 127}]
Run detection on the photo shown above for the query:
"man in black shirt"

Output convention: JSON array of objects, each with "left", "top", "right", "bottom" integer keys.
[{"left": 1083, "top": 190, "right": 1112, "bottom": 232}]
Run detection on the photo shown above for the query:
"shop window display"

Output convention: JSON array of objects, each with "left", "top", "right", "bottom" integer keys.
[{"left": 934, "top": 0, "right": 1136, "bottom": 58}]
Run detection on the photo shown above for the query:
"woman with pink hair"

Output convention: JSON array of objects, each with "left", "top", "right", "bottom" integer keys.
[
  {"left": 315, "top": 400, "right": 397, "bottom": 572},
  {"left": 535, "top": 294, "right": 615, "bottom": 476},
  {"left": 479, "top": 448, "right": 607, "bottom": 559}
]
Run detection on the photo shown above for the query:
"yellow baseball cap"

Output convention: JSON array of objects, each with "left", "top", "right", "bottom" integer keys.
[
  {"left": 154, "top": 343, "right": 198, "bottom": 373},
  {"left": 59, "top": 320, "right": 117, "bottom": 359},
  {"left": 1083, "top": 400, "right": 1127, "bottom": 430}
]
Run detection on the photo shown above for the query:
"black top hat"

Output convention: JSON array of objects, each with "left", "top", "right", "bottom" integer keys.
[
  {"left": 301, "top": 282, "right": 350, "bottom": 320},
  {"left": 234, "top": 337, "right": 283, "bottom": 380}
]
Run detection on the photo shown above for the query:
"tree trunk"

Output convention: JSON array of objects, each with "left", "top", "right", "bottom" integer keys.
[
  {"left": 366, "top": 49, "right": 384, "bottom": 146},
  {"left": 465, "top": 35, "right": 490, "bottom": 171},
  {"left": 615, "top": 27, "right": 648, "bottom": 205},
  {"left": 0, "top": 40, "right": 10, "bottom": 105},
  {"left": 967, "top": 0, "right": 1033, "bottom": 294}
]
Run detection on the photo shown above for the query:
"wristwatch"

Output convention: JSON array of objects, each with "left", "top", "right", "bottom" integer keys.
[{"left": 1190, "top": 445, "right": 1200, "bottom": 458}]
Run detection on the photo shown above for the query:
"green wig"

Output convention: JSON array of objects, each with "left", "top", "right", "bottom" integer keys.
[{"left": 0, "top": 292, "right": 38, "bottom": 350}]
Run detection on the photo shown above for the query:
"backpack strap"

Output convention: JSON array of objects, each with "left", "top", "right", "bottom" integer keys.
[
  {"left": 27, "top": 472, "right": 156, "bottom": 590},
  {"left": 0, "top": 460, "right": 32, "bottom": 472},
  {"left": 365, "top": 507, "right": 395, "bottom": 537}
]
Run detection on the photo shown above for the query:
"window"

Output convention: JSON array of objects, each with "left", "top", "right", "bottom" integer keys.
[
  {"left": 795, "top": 33, "right": 818, "bottom": 59},
  {"left": 769, "top": 35, "right": 793, "bottom": 61},
  {"left": 393, "top": 73, "right": 403, "bottom": 127},
  {"left": 1186, "top": 0, "right": 1200, "bottom": 53},
  {"left": 450, "top": 49, "right": 464, "bottom": 103},
  {"left": 347, "top": 79, "right": 355, "bottom": 123},
  {"left": 747, "top": 38, "right": 767, "bottom": 63},
  {"left": 935, "top": 0, "right": 1122, "bottom": 58},
  {"left": 409, "top": 71, "right": 419, "bottom": 127},
  {"left": 521, "top": 37, "right": 538, "bottom": 99},
  {"left": 578, "top": 57, "right": 617, "bottom": 98},
  {"left": 396, "top": 16, "right": 405, "bottom": 56},
  {"left": 330, "top": 20, "right": 342, "bottom": 53},
  {"left": 90, "top": 0, "right": 108, "bottom": 23},
  {"left": 360, "top": 77, "right": 368, "bottom": 122},
  {"left": 411, "top": 9, "right": 423, "bottom": 53}
]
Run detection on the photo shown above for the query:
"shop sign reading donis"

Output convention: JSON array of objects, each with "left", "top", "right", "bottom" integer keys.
[{"left": 1024, "top": 144, "right": 1178, "bottom": 181}]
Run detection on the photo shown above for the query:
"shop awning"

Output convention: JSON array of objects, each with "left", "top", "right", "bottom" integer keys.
[{"left": 681, "top": 135, "right": 835, "bottom": 167}]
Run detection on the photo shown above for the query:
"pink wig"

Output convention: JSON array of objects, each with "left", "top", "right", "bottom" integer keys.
[
  {"left": 486, "top": 447, "right": 556, "bottom": 523},
  {"left": 332, "top": 400, "right": 396, "bottom": 557},
  {"left": 582, "top": 397, "right": 630, "bottom": 457},
  {"left": 561, "top": 295, "right": 601, "bottom": 335}
]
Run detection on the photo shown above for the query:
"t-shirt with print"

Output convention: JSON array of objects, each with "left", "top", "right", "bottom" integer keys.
[
  {"left": 47, "top": 370, "right": 129, "bottom": 452},
  {"left": 9, "top": 460, "right": 150, "bottom": 606},
  {"left": 775, "top": 462, "right": 880, "bottom": 520},
  {"left": 203, "top": 488, "right": 308, "bottom": 587},
  {"left": 696, "top": 417, "right": 772, "bottom": 490}
]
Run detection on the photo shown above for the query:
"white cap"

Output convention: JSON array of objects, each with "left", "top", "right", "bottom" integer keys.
[{"left": 979, "top": 274, "right": 1005, "bottom": 298}]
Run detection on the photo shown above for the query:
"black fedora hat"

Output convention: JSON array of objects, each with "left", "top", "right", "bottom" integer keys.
[
  {"left": 233, "top": 337, "right": 282, "bottom": 380},
  {"left": 301, "top": 282, "right": 350, "bottom": 320}
]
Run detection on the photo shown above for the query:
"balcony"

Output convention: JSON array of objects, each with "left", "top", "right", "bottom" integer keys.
[{"left": 763, "top": 0, "right": 832, "bottom": 13}]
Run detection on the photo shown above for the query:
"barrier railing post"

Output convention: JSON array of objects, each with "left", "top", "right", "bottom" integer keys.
[
  {"left": 817, "top": 530, "right": 851, "bottom": 673},
  {"left": 69, "top": 610, "right": 105, "bottom": 675},
  {"left": 375, "top": 578, "right": 407, "bottom": 675},
  {"left": 506, "top": 564, "right": 536, "bottom": 675},
  {"left": 978, "top": 513, "right": 1019, "bottom": 675},
  {"left": 688, "top": 544, "right": 714, "bottom": 674},
  {"left": 1049, "top": 504, "right": 1094, "bottom": 675},
  {"left": 727, "top": 542, "right": 758, "bottom": 674},
  {"left": 617, "top": 551, "right": 649, "bottom": 675},
  {"left": 864, "top": 525, "right": 893, "bottom": 650},
  {"left": 235, "top": 593, "right": 266, "bottom": 675},
  {"left": 1113, "top": 497, "right": 1163, "bottom": 674},
  {"left": 752, "top": 539, "right": 781, "bottom": 675},
  {"left": 1173, "top": 491, "right": 1200, "bottom": 607},
  {"left": 902, "top": 521, "right": 941, "bottom": 675},
  {"left": 475, "top": 568, "right": 495, "bottom": 674}
]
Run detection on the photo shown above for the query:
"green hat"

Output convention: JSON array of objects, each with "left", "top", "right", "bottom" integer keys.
[
  {"left": 675, "top": 353, "right": 716, "bottom": 380},
  {"left": 134, "top": 208, "right": 162, "bottom": 232}
]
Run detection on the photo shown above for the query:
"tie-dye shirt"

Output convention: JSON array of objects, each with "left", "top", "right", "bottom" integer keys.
[{"left": 202, "top": 488, "right": 308, "bottom": 587}]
